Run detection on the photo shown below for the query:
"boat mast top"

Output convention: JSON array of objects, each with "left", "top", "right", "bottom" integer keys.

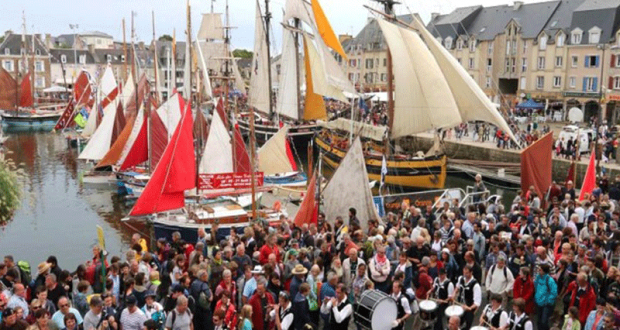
[{"left": 264, "top": 0, "right": 274, "bottom": 117}]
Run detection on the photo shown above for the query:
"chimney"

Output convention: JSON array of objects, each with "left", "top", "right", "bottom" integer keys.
[
  {"left": 514, "top": 1, "right": 523, "bottom": 10},
  {"left": 431, "top": 12, "right": 440, "bottom": 21},
  {"left": 45, "top": 34, "right": 52, "bottom": 48}
]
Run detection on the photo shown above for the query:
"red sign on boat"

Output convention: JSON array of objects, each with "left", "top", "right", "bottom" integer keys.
[{"left": 198, "top": 172, "right": 264, "bottom": 190}]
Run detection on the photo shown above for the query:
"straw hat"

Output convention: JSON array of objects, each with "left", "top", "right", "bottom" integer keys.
[
  {"left": 37, "top": 262, "right": 51, "bottom": 276},
  {"left": 291, "top": 264, "right": 308, "bottom": 275}
]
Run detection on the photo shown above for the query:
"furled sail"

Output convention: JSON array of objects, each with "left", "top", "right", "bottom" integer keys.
[
  {"left": 198, "top": 110, "right": 233, "bottom": 174},
  {"left": 410, "top": 15, "right": 517, "bottom": 143},
  {"left": 377, "top": 19, "right": 461, "bottom": 139},
  {"left": 248, "top": 0, "right": 271, "bottom": 114},
  {"left": 323, "top": 137, "right": 379, "bottom": 231},
  {"left": 275, "top": 30, "right": 300, "bottom": 120},
  {"left": 197, "top": 13, "right": 224, "bottom": 40},
  {"left": 130, "top": 102, "right": 196, "bottom": 216},
  {"left": 258, "top": 125, "right": 296, "bottom": 175}
]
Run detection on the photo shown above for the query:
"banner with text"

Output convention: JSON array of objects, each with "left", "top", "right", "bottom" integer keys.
[{"left": 198, "top": 172, "right": 264, "bottom": 190}]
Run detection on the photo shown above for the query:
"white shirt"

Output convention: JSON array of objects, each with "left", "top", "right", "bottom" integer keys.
[
  {"left": 510, "top": 312, "right": 533, "bottom": 330},
  {"left": 456, "top": 276, "right": 481, "bottom": 308},
  {"left": 482, "top": 304, "right": 508, "bottom": 327},
  {"left": 433, "top": 278, "right": 455, "bottom": 298},
  {"left": 269, "top": 302, "right": 293, "bottom": 330},
  {"left": 321, "top": 297, "right": 352, "bottom": 323},
  {"left": 391, "top": 293, "right": 412, "bottom": 315},
  {"left": 485, "top": 265, "right": 515, "bottom": 295}
]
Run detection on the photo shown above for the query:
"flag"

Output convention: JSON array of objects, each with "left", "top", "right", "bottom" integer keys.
[
  {"left": 579, "top": 152, "right": 597, "bottom": 201},
  {"left": 74, "top": 113, "right": 87, "bottom": 128},
  {"left": 380, "top": 155, "right": 388, "bottom": 192},
  {"left": 566, "top": 161, "right": 576, "bottom": 184},
  {"left": 521, "top": 132, "right": 553, "bottom": 203},
  {"left": 294, "top": 172, "right": 318, "bottom": 227}
]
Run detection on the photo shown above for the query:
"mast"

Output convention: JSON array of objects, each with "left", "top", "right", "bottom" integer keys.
[
  {"left": 250, "top": 101, "right": 257, "bottom": 219},
  {"left": 294, "top": 18, "right": 302, "bottom": 120},
  {"left": 187, "top": 0, "right": 193, "bottom": 109},
  {"left": 264, "top": 0, "right": 273, "bottom": 116},
  {"left": 122, "top": 19, "right": 128, "bottom": 81},
  {"left": 131, "top": 11, "right": 138, "bottom": 116},
  {"left": 31, "top": 24, "right": 35, "bottom": 105},
  {"left": 224, "top": 0, "right": 230, "bottom": 113},
  {"left": 152, "top": 11, "right": 160, "bottom": 103}
]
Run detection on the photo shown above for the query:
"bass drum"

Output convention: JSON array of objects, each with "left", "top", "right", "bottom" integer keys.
[{"left": 354, "top": 290, "right": 398, "bottom": 330}]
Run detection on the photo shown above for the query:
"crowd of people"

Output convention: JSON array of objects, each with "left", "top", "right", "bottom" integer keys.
[{"left": 5, "top": 176, "right": 620, "bottom": 330}]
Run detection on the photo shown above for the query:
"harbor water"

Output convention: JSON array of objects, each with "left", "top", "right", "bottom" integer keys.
[{"left": 0, "top": 131, "right": 518, "bottom": 270}]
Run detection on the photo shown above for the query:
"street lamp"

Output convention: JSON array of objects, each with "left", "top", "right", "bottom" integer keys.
[{"left": 69, "top": 24, "right": 79, "bottom": 81}]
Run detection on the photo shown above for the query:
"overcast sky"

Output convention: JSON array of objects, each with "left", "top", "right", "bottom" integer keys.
[{"left": 1, "top": 0, "right": 541, "bottom": 53}]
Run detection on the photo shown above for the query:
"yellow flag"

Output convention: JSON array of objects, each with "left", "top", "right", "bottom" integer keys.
[
  {"left": 96, "top": 225, "right": 106, "bottom": 249},
  {"left": 311, "top": 0, "right": 347, "bottom": 59}
]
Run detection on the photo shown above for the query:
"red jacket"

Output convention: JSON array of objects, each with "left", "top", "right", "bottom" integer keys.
[
  {"left": 248, "top": 292, "right": 275, "bottom": 330},
  {"left": 566, "top": 281, "right": 596, "bottom": 325},
  {"left": 513, "top": 276, "right": 535, "bottom": 314},
  {"left": 215, "top": 300, "right": 238, "bottom": 330},
  {"left": 259, "top": 244, "right": 280, "bottom": 265},
  {"left": 415, "top": 270, "right": 433, "bottom": 299}
]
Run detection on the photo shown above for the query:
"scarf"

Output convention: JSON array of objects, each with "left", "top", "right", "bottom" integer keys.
[{"left": 375, "top": 253, "right": 387, "bottom": 265}]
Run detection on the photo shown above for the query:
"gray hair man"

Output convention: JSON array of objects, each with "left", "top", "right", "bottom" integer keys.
[{"left": 484, "top": 255, "right": 514, "bottom": 308}]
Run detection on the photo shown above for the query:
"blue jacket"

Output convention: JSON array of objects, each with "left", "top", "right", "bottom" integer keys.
[
  {"left": 583, "top": 310, "right": 605, "bottom": 330},
  {"left": 534, "top": 274, "right": 557, "bottom": 306}
]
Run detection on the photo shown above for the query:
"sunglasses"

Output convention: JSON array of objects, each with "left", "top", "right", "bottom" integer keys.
[
  {"left": 32, "top": 306, "right": 41, "bottom": 309},
  {"left": 60, "top": 304, "right": 70, "bottom": 308}
]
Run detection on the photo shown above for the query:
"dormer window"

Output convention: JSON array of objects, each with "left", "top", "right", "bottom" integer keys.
[
  {"left": 589, "top": 26, "right": 601, "bottom": 44},
  {"left": 456, "top": 39, "right": 464, "bottom": 50},
  {"left": 445, "top": 37, "right": 453, "bottom": 49},
  {"left": 469, "top": 39, "right": 476, "bottom": 52},
  {"left": 4, "top": 48, "right": 9, "bottom": 55},
  {"left": 106, "top": 54, "right": 112, "bottom": 62},
  {"left": 572, "top": 28, "right": 583, "bottom": 45},
  {"left": 539, "top": 35, "right": 548, "bottom": 50},
  {"left": 79, "top": 55, "right": 86, "bottom": 64},
  {"left": 557, "top": 33, "right": 565, "bottom": 47},
  {"left": 35, "top": 49, "right": 41, "bottom": 56}
]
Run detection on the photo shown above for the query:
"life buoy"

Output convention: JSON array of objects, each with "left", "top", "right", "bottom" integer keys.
[{"left": 273, "top": 200, "right": 282, "bottom": 212}]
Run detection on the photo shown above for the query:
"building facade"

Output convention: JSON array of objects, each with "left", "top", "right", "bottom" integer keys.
[{"left": 0, "top": 32, "right": 51, "bottom": 92}]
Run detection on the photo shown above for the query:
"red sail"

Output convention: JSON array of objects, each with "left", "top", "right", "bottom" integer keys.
[
  {"left": 96, "top": 115, "right": 136, "bottom": 168},
  {"left": 19, "top": 73, "right": 33, "bottom": 108},
  {"left": 130, "top": 102, "right": 196, "bottom": 216},
  {"left": 53, "top": 100, "right": 75, "bottom": 130},
  {"left": 119, "top": 114, "right": 148, "bottom": 171},
  {"left": 216, "top": 98, "right": 228, "bottom": 128},
  {"left": 233, "top": 124, "right": 251, "bottom": 173},
  {"left": 193, "top": 109, "right": 209, "bottom": 149},
  {"left": 294, "top": 173, "right": 317, "bottom": 227},
  {"left": 285, "top": 137, "right": 298, "bottom": 171},
  {"left": 579, "top": 152, "right": 597, "bottom": 201},
  {"left": 520, "top": 132, "right": 553, "bottom": 204},
  {"left": 73, "top": 71, "right": 91, "bottom": 106},
  {"left": 111, "top": 102, "right": 127, "bottom": 146},
  {"left": 0, "top": 67, "right": 17, "bottom": 111},
  {"left": 125, "top": 74, "right": 149, "bottom": 119}
]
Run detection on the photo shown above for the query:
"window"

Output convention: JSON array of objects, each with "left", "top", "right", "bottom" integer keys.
[
  {"left": 456, "top": 39, "right": 464, "bottom": 50},
  {"left": 375, "top": 58, "right": 379, "bottom": 66},
  {"left": 589, "top": 27, "right": 601, "bottom": 44},
  {"left": 35, "top": 77, "right": 44, "bottom": 88},
  {"left": 536, "top": 76, "right": 544, "bottom": 89},
  {"left": 506, "top": 41, "right": 511, "bottom": 55},
  {"left": 445, "top": 37, "right": 453, "bottom": 49},
  {"left": 512, "top": 41, "right": 517, "bottom": 55},
  {"left": 505, "top": 58, "right": 510, "bottom": 72},
  {"left": 365, "top": 59, "right": 373, "bottom": 69},
  {"left": 381, "top": 73, "right": 387, "bottom": 82},
  {"left": 585, "top": 55, "right": 599, "bottom": 68},
  {"left": 511, "top": 58, "right": 516, "bottom": 73},
  {"left": 614, "top": 76, "right": 620, "bottom": 90},
  {"left": 97, "top": 39, "right": 102, "bottom": 45},
  {"left": 537, "top": 56, "right": 545, "bottom": 70},
  {"left": 521, "top": 58, "right": 527, "bottom": 72},
  {"left": 487, "top": 58, "right": 492, "bottom": 72},
  {"left": 35, "top": 49, "right": 41, "bottom": 56},
  {"left": 572, "top": 29, "right": 583, "bottom": 44},
  {"left": 583, "top": 77, "right": 598, "bottom": 91},
  {"left": 348, "top": 73, "right": 354, "bottom": 81},
  {"left": 35, "top": 60, "right": 43, "bottom": 72},
  {"left": 553, "top": 76, "right": 561, "bottom": 88},
  {"left": 106, "top": 54, "right": 112, "bottom": 63},
  {"left": 2, "top": 60, "right": 13, "bottom": 71},
  {"left": 555, "top": 56, "right": 563, "bottom": 67},
  {"left": 79, "top": 55, "right": 86, "bottom": 64},
  {"left": 520, "top": 77, "right": 527, "bottom": 89},
  {"left": 488, "top": 42, "right": 493, "bottom": 55},
  {"left": 523, "top": 41, "right": 528, "bottom": 54},
  {"left": 383, "top": 58, "right": 387, "bottom": 67},
  {"left": 365, "top": 73, "right": 373, "bottom": 83},
  {"left": 572, "top": 56, "right": 578, "bottom": 67},
  {"left": 469, "top": 40, "right": 476, "bottom": 52},
  {"left": 3, "top": 48, "right": 9, "bottom": 55},
  {"left": 539, "top": 35, "right": 547, "bottom": 50},
  {"left": 569, "top": 76, "right": 576, "bottom": 88},
  {"left": 616, "top": 55, "right": 620, "bottom": 68},
  {"left": 61, "top": 55, "right": 67, "bottom": 64},
  {"left": 349, "top": 59, "right": 355, "bottom": 67},
  {"left": 457, "top": 58, "right": 462, "bottom": 64},
  {"left": 486, "top": 77, "right": 492, "bottom": 88},
  {"left": 557, "top": 33, "right": 565, "bottom": 47},
  {"left": 468, "top": 58, "right": 474, "bottom": 69}
]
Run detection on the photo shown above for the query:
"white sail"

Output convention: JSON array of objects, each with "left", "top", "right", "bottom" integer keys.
[
  {"left": 232, "top": 58, "right": 247, "bottom": 92},
  {"left": 117, "top": 103, "right": 145, "bottom": 166},
  {"left": 377, "top": 19, "right": 461, "bottom": 138},
  {"left": 199, "top": 110, "right": 233, "bottom": 174},
  {"left": 248, "top": 0, "right": 271, "bottom": 114},
  {"left": 82, "top": 106, "right": 99, "bottom": 138},
  {"left": 258, "top": 125, "right": 294, "bottom": 175},
  {"left": 410, "top": 15, "right": 518, "bottom": 142},
  {"left": 319, "top": 118, "right": 387, "bottom": 142},
  {"left": 197, "top": 13, "right": 224, "bottom": 40},
  {"left": 275, "top": 29, "right": 299, "bottom": 120},
  {"left": 78, "top": 101, "right": 117, "bottom": 160},
  {"left": 303, "top": 34, "right": 348, "bottom": 103},
  {"left": 195, "top": 40, "right": 213, "bottom": 99},
  {"left": 156, "top": 93, "right": 183, "bottom": 140},
  {"left": 121, "top": 74, "right": 135, "bottom": 110},
  {"left": 323, "top": 137, "right": 379, "bottom": 231},
  {"left": 314, "top": 34, "right": 356, "bottom": 96},
  {"left": 83, "top": 65, "right": 117, "bottom": 138},
  {"left": 284, "top": 0, "right": 314, "bottom": 26}
]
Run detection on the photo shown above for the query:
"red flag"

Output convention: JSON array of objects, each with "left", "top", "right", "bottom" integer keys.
[
  {"left": 285, "top": 137, "right": 298, "bottom": 171},
  {"left": 579, "top": 152, "right": 597, "bottom": 201},
  {"left": 130, "top": 102, "right": 196, "bottom": 216},
  {"left": 294, "top": 173, "right": 317, "bottom": 227},
  {"left": 521, "top": 132, "right": 553, "bottom": 202},
  {"left": 566, "top": 161, "right": 576, "bottom": 184}
]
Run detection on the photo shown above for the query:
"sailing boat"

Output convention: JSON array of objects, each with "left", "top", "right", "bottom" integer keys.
[
  {"left": 259, "top": 124, "right": 308, "bottom": 191},
  {"left": 316, "top": 8, "right": 516, "bottom": 190},
  {"left": 237, "top": 0, "right": 355, "bottom": 147},
  {"left": 55, "top": 70, "right": 95, "bottom": 147}
]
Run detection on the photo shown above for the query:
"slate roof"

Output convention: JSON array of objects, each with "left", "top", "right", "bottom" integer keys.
[
  {"left": 0, "top": 33, "right": 49, "bottom": 56},
  {"left": 428, "top": 6, "right": 482, "bottom": 41},
  {"left": 346, "top": 15, "right": 414, "bottom": 52},
  {"left": 49, "top": 49, "right": 96, "bottom": 64},
  {"left": 569, "top": 0, "right": 620, "bottom": 43},
  {"left": 542, "top": 0, "right": 587, "bottom": 37}
]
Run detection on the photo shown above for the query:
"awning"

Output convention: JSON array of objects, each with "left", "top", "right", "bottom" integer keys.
[{"left": 515, "top": 99, "right": 544, "bottom": 109}]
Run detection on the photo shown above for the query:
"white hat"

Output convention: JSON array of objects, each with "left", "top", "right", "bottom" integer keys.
[{"left": 250, "top": 265, "right": 264, "bottom": 274}]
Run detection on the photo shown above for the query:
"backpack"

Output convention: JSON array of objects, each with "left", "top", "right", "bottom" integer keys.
[
  {"left": 488, "top": 265, "right": 508, "bottom": 285},
  {"left": 197, "top": 282, "right": 210, "bottom": 310},
  {"left": 17, "top": 261, "right": 31, "bottom": 286}
]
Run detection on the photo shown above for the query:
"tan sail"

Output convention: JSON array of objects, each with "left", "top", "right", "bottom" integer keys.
[
  {"left": 258, "top": 125, "right": 295, "bottom": 175},
  {"left": 197, "top": 13, "right": 224, "bottom": 40}
]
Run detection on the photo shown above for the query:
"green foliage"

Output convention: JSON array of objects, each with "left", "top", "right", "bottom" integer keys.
[
  {"left": 233, "top": 49, "right": 253, "bottom": 59},
  {"left": 0, "top": 36, "right": 4, "bottom": 44},
  {"left": 0, "top": 157, "right": 22, "bottom": 224},
  {"left": 159, "top": 34, "right": 173, "bottom": 42}
]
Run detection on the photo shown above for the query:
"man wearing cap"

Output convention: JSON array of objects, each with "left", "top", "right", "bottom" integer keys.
[
  {"left": 83, "top": 296, "right": 104, "bottom": 330},
  {"left": 142, "top": 290, "right": 164, "bottom": 326},
  {"left": 290, "top": 265, "right": 307, "bottom": 300},
  {"left": 0, "top": 308, "right": 27, "bottom": 330},
  {"left": 243, "top": 266, "right": 264, "bottom": 305},
  {"left": 120, "top": 295, "right": 147, "bottom": 330}
]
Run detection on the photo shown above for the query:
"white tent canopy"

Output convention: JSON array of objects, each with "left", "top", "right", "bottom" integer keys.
[{"left": 43, "top": 86, "right": 71, "bottom": 93}]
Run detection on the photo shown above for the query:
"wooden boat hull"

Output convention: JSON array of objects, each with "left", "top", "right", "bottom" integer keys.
[
  {"left": 237, "top": 116, "right": 319, "bottom": 147},
  {"left": 315, "top": 134, "right": 447, "bottom": 190},
  {"left": 1, "top": 113, "right": 61, "bottom": 130}
]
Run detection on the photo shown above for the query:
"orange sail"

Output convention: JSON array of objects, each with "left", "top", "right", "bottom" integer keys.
[
  {"left": 294, "top": 172, "right": 317, "bottom": 227},
  {"left": 579, "top": 151, "right": 597, "bottom": 201},
  {"left": 311, "top": 0, "right": 347, "bottom": 59},
  {"left": 96, "top": 114, "right": 136, "bottom": 168},
  {"left": 0, "top": 67, "right": 18, "bottom": 111},
  {"left": 19, "top": 73, "right": 33, "bottom": 108},
  {"left": 130, "top": 102, "right": 196, "bottom": 216},
  {"left": 302, "top": 39, "right": 326, "bottom": 121}
]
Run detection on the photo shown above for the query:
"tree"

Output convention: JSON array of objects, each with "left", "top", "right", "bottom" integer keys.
[
  {"left": 0, "top": 158, "right": 21, "bottom": 224},
  {"left": 233, "top": 49, "right": 253, "bottom": 59},
  {"left": 159, "top": 34, "right": 173, "bottom": 42},
  {"left": 0, "top": 36, "right": 4, "bottom": 44}
]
